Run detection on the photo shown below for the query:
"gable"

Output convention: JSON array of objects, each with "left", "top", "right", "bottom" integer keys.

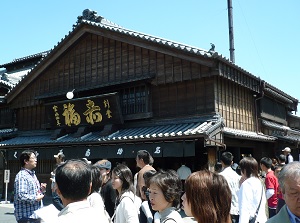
[{"left": 6, "top": 13, "right": 216, "bottom": 104}]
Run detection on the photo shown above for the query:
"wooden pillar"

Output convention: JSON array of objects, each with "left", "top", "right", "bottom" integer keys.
[{"left": 207, "top": 146, "right": 217, "bottom": 172}]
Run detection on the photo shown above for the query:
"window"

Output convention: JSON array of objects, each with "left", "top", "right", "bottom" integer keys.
[{"left": 120, "top": 85, "right": 148, "bottom": 115}]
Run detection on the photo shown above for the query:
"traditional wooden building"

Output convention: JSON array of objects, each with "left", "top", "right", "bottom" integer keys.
[{"left": 1, "top": 9, "right": 300, "bottom": 193}]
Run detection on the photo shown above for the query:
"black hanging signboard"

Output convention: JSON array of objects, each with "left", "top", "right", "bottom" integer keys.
[{"left": 45, "top": 92, "right": 123, "bottom": 129}]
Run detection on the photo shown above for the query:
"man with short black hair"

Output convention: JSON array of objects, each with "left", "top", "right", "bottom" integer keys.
[
  {"left": 14, "top": 150, "right": 47, "bottom": 223},
  {"left": 277, "top": 154, "right": 286, "bottom": 165},
  {"left": 136, "top": 150, "right": 155, "bottom": 201},
  {"left": 219, "top": 152, "right": 241, "bottom": 223},
  {"left": 56, "top": 159, "right": 109, "bottom": 223},
  {"left": 260, "top": 157, "right": 279, "bottom": 218}
]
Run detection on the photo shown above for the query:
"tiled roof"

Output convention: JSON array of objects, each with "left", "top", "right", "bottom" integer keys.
[
  {"left": 0, "top": 116, "right": 223, "bottom": 147},
  {"left": 0, "top": 69, "right": 12, "bottom": 88},
  {"left": 264, "top": 88, "right": 294, "bottom": 104},
  {"left": 0, "top": 51, "right": 50, "bottom": 67},
  {"left": 101, "top": 120, "right": 220, "bottom": 141},
  {"left": 261, "top": 119, "right": 300, "bottom": 143},
  {"left": 275, "top": 134, "right": 300, "bottom": 143},
  {"left": 5, "top": 68, "right": 33, "bottom": 85},
  {"left": 0, "top": 67, "right": 34, "bottom": 89},
  {"left": 0, "top": 128, "right": 16, "bottom": 135},
  {"left": 0, "top": 79, "right": 13, "bottom": 88},
  {"left": 79, "top": 19, "right": 212, "bottom": 57},
  {"left": 223, "top": 127, "right": 276, "bottom": 141},
  {"left": 261, "top": 120, "right": 290, "bottom": 131}
]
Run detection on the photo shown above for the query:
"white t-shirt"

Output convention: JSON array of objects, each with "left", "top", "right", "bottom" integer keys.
[
  {"left": 238, "top": 177, "right": 267, "bottom": 223},
  {"left": 58, "top": 200, "right": 109, "bottom": 223},
  {"left": 219, "top": 166, "right": 241, "bottom": 215}
]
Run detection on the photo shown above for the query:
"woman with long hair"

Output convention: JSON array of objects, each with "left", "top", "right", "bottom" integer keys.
[
  {"left": 87, "top": 165, "right": 105, "bottom": 209},
  {"left": 111, "top": 164, "right": 141, "bottom": 223},
  {"left": 239, "top": 156, "right": 267, "bottom": 223},
  {"left": 181, "top": 170, "right": 231, "bottom": 223}
]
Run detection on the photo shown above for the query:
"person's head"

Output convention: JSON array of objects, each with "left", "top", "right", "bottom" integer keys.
[
  {"left": 90, "top": 165, "right": 102, "bottom": 193},
  {"left": 111, "top": 164, "right": 134, "bottom": 195},
  {"left": 95, "top": 159, "right": 112, "bottom": 182},
  {"left": 136, "top": 150, "right": 154, "bottom": 168},
  {"left": 220, "top": 152, "right": 234, "bottom": 167},
  {"left": 278, "top": 161, "right": 300, "bottom": 216},
  {"left": 20, "top": 150, "right": 37, "bottom": 170},
  {"left": 81, "top": 158, "right": 92, "bottom": 165},
  {"left": 274, "top": 164, "right": 285, "bottom": 178},
  {"left": 182, "top": 170, "right": 231, "bottom": 223},
  {"left": 148, "top": 169, "right": 182, "bottom": 212},
  {"left": 55, "top": 159, "right": 91, "bottom": 204},
  {"left": 142, "top": 169, "right": 157, "bottom": 199},
  {"left": 260, "top": 157, "right": 272, "bottom": 171},
  {"left": 54, "top": 152, "right": 65, "bottom": 164},
  {"left": 282, "top": 147, "right": 291, "bottom": 155},
  {"left": 272, "top": 158, "right": 278, "bottom": 165},
  {"left": 143, "top": 169, "right": 157, "bottom": 187},
  {"left": 239, "top": 156, "right": 259, "bottom": 178},
  {"left": 278, "top": 154, "right": 286, "bottom": 164}
]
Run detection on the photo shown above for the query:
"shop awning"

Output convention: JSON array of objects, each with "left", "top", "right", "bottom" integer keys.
[
  {"left": 6, "top": 141, "right": 196, "bottom": 160},
  {"left": 1, "top": 114, "right": 224, "bottom": 160},
  {"left": 0, "top": 115, "right": 223, "bottom": 147}
]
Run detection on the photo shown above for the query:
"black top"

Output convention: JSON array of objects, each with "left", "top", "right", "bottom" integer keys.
[
  {"left": 100, "top": 178, "right": 117, "bottom": 217},
  {"left": 139, "top": 200, "right": 156, "bottom": 223}
]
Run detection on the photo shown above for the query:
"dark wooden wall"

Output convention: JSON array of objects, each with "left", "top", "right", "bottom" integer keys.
[
  {"left": 15, "top": 105, "right": 45, "bottom": 131},
  {"left": 8, "top": 32, "right": 261, "bottom": 131},
  {"left": 0, "top": 106, "right": 13, "bottom": 128},
  {"left": 10, "top": 33, "right": 215, "bottom": 130},
  {"left": 152, "top": 78, "right": 215, "bottom": 118},
  {"left": 215, "top": 76, "right": 256, "bottom": 131}
]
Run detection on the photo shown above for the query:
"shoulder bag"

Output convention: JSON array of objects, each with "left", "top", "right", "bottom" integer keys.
[{"left": 249, "top": 184, "right": 263, "bottom": 223}]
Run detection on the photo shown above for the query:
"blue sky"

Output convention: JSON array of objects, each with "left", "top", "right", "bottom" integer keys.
[{"left": 1, "top": 1, "right": 299, "bottom": 112}]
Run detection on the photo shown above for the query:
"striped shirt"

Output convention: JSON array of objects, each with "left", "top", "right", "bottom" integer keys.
[{"left": 14, "top": 168, "right": 42, "bottom": 221}]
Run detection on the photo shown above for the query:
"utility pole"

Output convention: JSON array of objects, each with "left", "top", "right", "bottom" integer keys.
[{"left": 227, "top": 0, "right": 235, "bottom": 63}]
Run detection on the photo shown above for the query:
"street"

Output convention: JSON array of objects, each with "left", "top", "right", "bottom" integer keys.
[
  {"left": 0, "top": 202, "right": 15, "bottom": 223},
  {"left": 0, "top": 195, "right": 53, "bottom": 223}
]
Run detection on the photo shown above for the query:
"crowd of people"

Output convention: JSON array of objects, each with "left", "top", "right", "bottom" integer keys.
[{"left": 12, "top": 147, "right": 298, "bottom": 223}]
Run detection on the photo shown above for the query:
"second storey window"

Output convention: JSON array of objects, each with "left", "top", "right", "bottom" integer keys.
[{"left": 120, "top": 85, "right": 148, "bottom": 115}]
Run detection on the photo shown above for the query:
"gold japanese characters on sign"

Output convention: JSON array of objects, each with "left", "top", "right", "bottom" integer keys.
[
  {"left": 53, "top": 99, "right": 112, "bottom": 126},
  {"left": 47, "top": 93, "right": 123, "bottom": 128}
]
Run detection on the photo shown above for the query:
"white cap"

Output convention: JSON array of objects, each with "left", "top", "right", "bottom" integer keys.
[
  {"left": 54, "top": 152, "right": 65, "bottom": 159},
  {"left": 82, "top": 158, "right": 92, "bottom": 165},
  {"left": 282, "top": 147, "right": 291, "bottom": 152}
]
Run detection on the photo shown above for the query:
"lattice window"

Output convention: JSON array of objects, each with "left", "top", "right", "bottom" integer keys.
[{"left": 120, "top": 85, "right": 148, "bottom": 115}]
